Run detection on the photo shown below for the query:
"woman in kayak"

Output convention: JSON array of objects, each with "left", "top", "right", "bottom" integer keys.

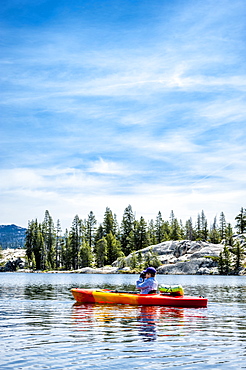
[{"left": 136, "top": 267, "right": 158, "bottom": 294}]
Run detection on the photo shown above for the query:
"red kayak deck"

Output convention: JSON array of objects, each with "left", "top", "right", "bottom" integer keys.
[{"left": 71, "top": 288, "right": 208, "bottom": 308}]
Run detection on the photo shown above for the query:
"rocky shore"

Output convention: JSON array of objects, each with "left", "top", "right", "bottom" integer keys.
[
  {"left": 1, "top": 235, "right": 245, "bottom": 274},
  {"left": 114, "top": 235, "right": 246, "bottom": 275},
  {"left": 0, "top": 248, "right": 26, "bottom": 271},
  {"left": 115, "top": 239, "right": 224, "bottom": 275}
]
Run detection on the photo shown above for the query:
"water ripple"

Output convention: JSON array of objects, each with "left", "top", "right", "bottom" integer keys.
[{"left": 0, "top": 273, "right": 246, "bottom": 369}]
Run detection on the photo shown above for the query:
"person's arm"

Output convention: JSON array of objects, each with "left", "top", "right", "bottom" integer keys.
[{"left": 136, "top": 278, "right": 152, "bottom": 291}]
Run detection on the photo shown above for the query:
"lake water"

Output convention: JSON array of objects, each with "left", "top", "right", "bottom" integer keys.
[{"left": 0, "top": 273, "right": 245, "bottom": 370}]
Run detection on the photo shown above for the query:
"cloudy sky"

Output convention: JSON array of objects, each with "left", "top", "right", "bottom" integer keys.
[{"left": 1, "top": 0, "right": 246, "bottom": 231}]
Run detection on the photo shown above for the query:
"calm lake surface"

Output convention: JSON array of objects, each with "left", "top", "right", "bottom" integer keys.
[{"left": 0, "top": 273, "right": 246, "bottom": 369}]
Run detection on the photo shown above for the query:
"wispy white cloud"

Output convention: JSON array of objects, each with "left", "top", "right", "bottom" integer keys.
[
  {"left": 0, "top": 164, "right": 243, "bottom": 229},
  {"left": 87, "top": 157, "right": 136, "bottom": 176},
  {"left": 1, "top": 0, "right": 246, "bottom": 230}
]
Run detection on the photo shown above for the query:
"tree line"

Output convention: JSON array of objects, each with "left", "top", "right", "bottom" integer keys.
[{"left": 25, "top": 206, "right": 246, "bottom": 272}]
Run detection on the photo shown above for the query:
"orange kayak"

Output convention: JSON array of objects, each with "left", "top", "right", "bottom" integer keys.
[{"left": 71, "top": 288, "right": 208, "bottom": 308}]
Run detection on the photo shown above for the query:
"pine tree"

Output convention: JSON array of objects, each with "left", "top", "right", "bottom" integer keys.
[
  {"left": 209, "top": 216, "right": 220, "bottom": 244},
  {"left": 95, "top": 237, "right": 107, "bottom": 267},
  {"left": 148, "top": 219, "right": 156, "bottom": 245},
  {"left": 94, "top": 224, "right": 104, "bottom": 245},
  {"left": 196, "top": 213, "right": 202, "bottom": 240},
  {"left": 42, "top": 210, "right": 56, "bottom": 269},
  {"left": 201, "top": 210, "right": 208, "bottom": 240},
  {"left": 170, "top": 218, "right": 181, "bottom": 240},
  {"left": 120, "top": 205, "right": 135, "bottom": 255},
  {"left": 225, "top": 223, "right": 233, "bottom": 246},
  {"left": 235, "top": 207, "right": 246, "bottom": 234},
  {"left": 134, "top": 216, "right": 149, "bottom": 251},
  {"left": 179, "top": 219, "right": 185, "bottom": 239},
  {"left": 61, "top": 229, "right": 72, "bottom": 270},
  {"left": 25, "top": 220, "right": 35, "bottom": 265},
  {"left": 219, "top": 212, "right": 227, "bottom": 241},
  {"left": 86, "top": 211, "right": 97, "bottom": 250},
  {"left": 155, "top": 211, "right": 164, "bottom": 243},
  {"left": 36, "top": 223, "right": 45, "bottom": 270},
  {"left": 25, "top": 219, "right": 45, "bottom": 270},
  {"left": 113, "top": 213, "right": 120, "bottom": 238},
  {"left": 79, "top": 241, "right": 93, "bottom": 268},
  {"left": 124, "top": 230, "right": 135, "bottom": 255},
  {"left": 106, "top": 232, "right": 123, "bottom": 264},
  {"left": 162, "top": 221, "right": 170, "bottom": 241},
  {"left": 55, "top": 219, "right": 62, "bottom": 269},
  {"left": 185, "top": 218, "right": 194, "bottom": 241},
  {"left": 218, "top": 246, "right": 232, "bottom": 275},
  {"left": 169, "top": 210, "right": 175, "bottom": 226},
  {"left": 231, "top": 240, "right": 245, "bottom": 274},
  {"left": 69, "top": 215, "right": 81, "bottom": 270},
  {"left": 103, "top": 207, "right": 114, "bottom": 236},
  {"left": 129, "top": 252, "right": 137, "bottom": 269},
  {"left": 223, "top": 246, "right": 232, "bottom": 275}
]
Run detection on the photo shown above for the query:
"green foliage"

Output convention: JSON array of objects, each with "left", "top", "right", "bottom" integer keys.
[
  {"left": 129, "top": 251, "right": 137, "bottom": 269},
  {"left": 79, "top": 241, "right": 93, "bottom": 268},
  {"left": 94, "top": 224, "right": 104, "bottom": 245},
  {"left": 120, "top": 205, "right": 135, "bottom": 255},
  {"left": 95, "top": 237, "right": 107, "bottom": 267},
  {"left": 60, "top": 229, "right": 71, "bottom": 270},
  {"left": 209, "top": 217, "right": 220, "bottom": 244},
  {"left": 42, "top": 210, "right": 56, "bottom": 270},
  {"left": 218, "top": 246, "right": 232, "bottom": 274},
  {"left": 185, "top": 218, "right": 195, "bottom": 241},
  {"left": 103, "top": 207, "right": 115, "bottom": 236},
  {"left": 25, "top": 219, "right": 44, "bottom": 270},
  {"left": 86, "top": 211, "right": 97, "bottom": 249},
  {"left": 169, "top": 217, "right": 182, "bottom": 241},
  {"left": 148, "top": 219, "right": 156, "bottom": 246},
  {"left": 133, "top": 217, "right": 149, "bottom": 250},
  {"left": 225, "top": 223, "right": 233, "bottom": 246},
  {"left": 196, "top": 211, "right": 208, "bottom": 240},
  {"left": 106, "top": 231, "right": 123, "bottom": 265},
  {"left": 69, "top": 215, "right": 81, "bottom": 270},
  {"left": 235, "top": 207, "right": 246, "bottom": 234},
  {"left": 137, "top": 251, "right": 143, "bottom": 269},
  {"left": 127, "top": 247, "right": 161, "bottom": 272},
  {"left": 231, "top": 240, "right": 245, "bottom": 274},
  {"left": 24, "top": 206, "right": 246, "bottom": 274},
  {"left": 144, "top": 248, "right": 162, "bottom": 269},
  {"left": 218, "top": 238, "right": 245, "bottom": 275},
  {"left": 155, "top": 211, "right": 165, "bottom": 243},
  {"left": 219, "top": 212, "right": 227, "bottom": 240}
]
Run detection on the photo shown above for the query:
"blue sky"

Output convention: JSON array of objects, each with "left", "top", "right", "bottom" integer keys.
[{"left": 1, "top": 0, "right": 246, "bottom": 231}]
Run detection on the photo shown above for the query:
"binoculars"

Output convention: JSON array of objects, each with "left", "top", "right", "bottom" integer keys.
[{"left": 140, "top": 271, "right": 146, "bottom": 279}]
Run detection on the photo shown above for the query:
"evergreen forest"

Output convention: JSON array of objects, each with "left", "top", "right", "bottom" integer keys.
[{"left": 25, "top": 206, "right": 246, "bottom": 273}]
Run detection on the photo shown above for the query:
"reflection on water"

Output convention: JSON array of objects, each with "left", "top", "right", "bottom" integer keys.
[
  {"left": 137, "top": 305, "right": 185, "bottom": 342},
  {"left": 0, "top": 273, "right": 246, "bottom": 369},
  {"left": 71, "top": 302, "right": 208, "bottom": 344},
  {"left": 137, "top": 306, "right": 159, "bottom": 341},
  {"left": 72, "top": 303, "right": 164, "bottom": 342}
]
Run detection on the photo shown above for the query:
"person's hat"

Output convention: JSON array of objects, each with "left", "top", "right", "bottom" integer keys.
[{"left": 145, "top": 267, "right": 156, "bottom": 274}]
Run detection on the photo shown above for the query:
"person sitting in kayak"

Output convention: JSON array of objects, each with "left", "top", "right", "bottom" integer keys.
[{"left": 136, "top": 267, "right": 158, "bottom": 294}]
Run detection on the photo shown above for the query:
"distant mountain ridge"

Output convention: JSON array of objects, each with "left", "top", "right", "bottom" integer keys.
[{"left": 0, "top": 224, "right": 26, "bottom": 249}]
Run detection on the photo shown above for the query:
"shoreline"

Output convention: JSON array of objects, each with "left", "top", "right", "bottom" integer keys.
[{"left": 1, "top": 246, "right": 245, "bottom": 275}]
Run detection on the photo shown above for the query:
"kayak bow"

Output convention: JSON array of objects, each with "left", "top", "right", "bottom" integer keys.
[{"left": 71, "top": 288, "right": 207, "bottom": 308}]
